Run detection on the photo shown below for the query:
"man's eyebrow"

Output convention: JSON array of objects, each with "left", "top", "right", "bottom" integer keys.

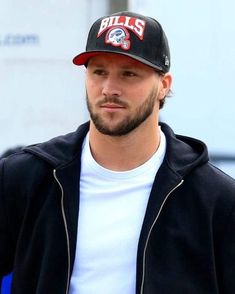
[
  {"left": 87, "top": 62, "right": 104, "bottom": 67},
  {"left": 87, "top": 60, "right": 139, "bottom": 69}
]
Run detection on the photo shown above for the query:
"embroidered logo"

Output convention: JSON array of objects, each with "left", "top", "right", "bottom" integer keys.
[
  {"left": 105, "top": 27, "right": 130, "bottom": 50},
  {"left": 165, "top": 55, "right": 170, "bottom": 66},
  {"left": 97, "top": 15, "right": 146, "bottom": 50}
]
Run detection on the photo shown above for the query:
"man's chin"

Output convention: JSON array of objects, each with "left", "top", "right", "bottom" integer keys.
[{"left": 95, "top": 122, "right": 141, "bottom": 136}]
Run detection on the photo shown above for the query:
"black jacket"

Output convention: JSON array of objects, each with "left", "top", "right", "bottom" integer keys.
[{"left": 0, "top": 122, "right": 235, "bottom": 294}]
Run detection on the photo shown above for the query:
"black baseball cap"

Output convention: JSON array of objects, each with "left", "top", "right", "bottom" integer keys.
[{"left": 73, "top": 11, "right": 170, "bottom": 73}]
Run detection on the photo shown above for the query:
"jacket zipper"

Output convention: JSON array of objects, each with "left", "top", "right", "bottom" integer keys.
[
  {"left": 140, "top": 179, "right": 184, "bottom": 294},
  {"left": 53, "top": 169, "right": 71, "bottom": 294}
]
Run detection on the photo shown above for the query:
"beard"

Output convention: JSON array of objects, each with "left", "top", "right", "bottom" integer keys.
[{"left": 86, "top": 88, "right": 158, "bottom": 136}]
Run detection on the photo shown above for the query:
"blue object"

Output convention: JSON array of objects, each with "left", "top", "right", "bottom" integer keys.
[{"left": 1, "top": 274, "right": 12, "bottom": 294}]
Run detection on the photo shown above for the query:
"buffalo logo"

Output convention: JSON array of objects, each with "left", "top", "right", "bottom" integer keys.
[{"left": 105, "top": 27, "right": 130, "bottom": 50}]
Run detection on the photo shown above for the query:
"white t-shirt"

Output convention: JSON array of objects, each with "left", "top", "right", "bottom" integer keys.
[{"left": 69, "top": 129, "right": 166, "bottom": 294}]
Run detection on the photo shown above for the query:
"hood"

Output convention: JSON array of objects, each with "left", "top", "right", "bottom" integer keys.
[
  {"left": 24, "top": 122, "right": 209, "bottom": 177},
  {"left": 24, "top": 122, "right": 90, "bottom": 168},
  {"left": 160, "top": 123, "right": 209, "bottom": 177}
]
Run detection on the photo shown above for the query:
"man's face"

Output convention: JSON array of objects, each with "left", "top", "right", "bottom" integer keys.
[{"left": 85, "top": 53, "right": 164, "bottom": 136}]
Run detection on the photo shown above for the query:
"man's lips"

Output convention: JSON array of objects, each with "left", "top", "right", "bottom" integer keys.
[
  {"left": 100, "top": 103, "right": 126, "bottom": 110},
  {"left": 101, "top": 103, "right": 124, "bottom": 107}
]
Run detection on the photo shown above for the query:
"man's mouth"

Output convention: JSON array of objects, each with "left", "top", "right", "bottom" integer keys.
[{"left": 101, "top": 103, "right": 125, "bottom": 109}]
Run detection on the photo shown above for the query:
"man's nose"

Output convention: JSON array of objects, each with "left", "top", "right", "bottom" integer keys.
[{"left": 101, "top": 76, "right": 122, "bottom": 97}]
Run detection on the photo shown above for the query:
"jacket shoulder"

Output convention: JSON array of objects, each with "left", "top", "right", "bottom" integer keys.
[{"left": 198, "top": 161, "right": 235, "bottom": 192}]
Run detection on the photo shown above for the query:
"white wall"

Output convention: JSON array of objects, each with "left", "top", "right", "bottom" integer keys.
[
  {"left": 0, "top": 0, "right": 108, "bottom": 154},
  {"left": 129, "top": 0, "right": 235, "bottom": 177}
]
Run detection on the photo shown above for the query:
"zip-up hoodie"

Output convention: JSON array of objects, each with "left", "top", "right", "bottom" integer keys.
[{"left": 0, "top": 122, "right": 235, "bottom": 294}]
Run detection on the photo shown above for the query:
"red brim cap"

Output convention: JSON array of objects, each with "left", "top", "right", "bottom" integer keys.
[
  {"left": 73, "top": 50, "right": 164, "bottom": 71},
  {"left": 73, "top": 51, "right": 106, "bottom": 66},
  {"left": 72, "top": 11, "right": 170, "bottom": 73}
]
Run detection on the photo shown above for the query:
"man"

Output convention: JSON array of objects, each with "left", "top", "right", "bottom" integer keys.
[{"left": 0, "top": 11, "right": 235, "bottom": 294}]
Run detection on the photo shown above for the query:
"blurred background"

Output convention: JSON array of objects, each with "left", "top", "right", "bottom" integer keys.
[{"left": 1, "top": 0, "right": 235, "bottom": 291}]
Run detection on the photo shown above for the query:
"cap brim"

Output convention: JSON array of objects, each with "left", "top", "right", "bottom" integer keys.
[
  {"left": 73, "top": 51, "right": 106, "bottom": 66},
  {"left": 73, "top": 50, "right": 164, "bottom": 72}
]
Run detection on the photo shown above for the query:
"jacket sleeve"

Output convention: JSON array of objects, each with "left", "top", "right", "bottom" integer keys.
[
  {"left": 0, "top": 158, "right": 14, "bottom": 278},
  {"left": 218, "top": 198, "right": 235, "bottom": 293}
]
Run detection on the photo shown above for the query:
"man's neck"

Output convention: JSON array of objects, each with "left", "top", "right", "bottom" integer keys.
[{"left": 88, "top": 121, "right": 161, "bottom": 171}]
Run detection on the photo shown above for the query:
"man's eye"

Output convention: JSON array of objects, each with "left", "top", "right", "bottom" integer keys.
[
  {"left": 123, "top": 71, "right": 137, "bottom": 77},
  {"left": 93, "top": 69, "right": 106, "bottom": 75}
]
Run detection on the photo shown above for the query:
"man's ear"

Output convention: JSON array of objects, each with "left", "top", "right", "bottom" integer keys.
[{"left": 159, "top": 73, "right": 172, "bottom": 100}]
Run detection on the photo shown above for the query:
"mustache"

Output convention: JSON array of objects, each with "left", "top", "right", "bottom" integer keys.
[{"left": 96, "top": 96, "right": 129, "bottom": 108}]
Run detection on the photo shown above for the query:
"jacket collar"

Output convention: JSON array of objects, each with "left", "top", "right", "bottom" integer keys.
[{"left": 24, "top": 121, "right": 209, "bottom": 178}]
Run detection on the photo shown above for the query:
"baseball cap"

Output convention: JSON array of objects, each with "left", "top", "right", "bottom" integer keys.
[{"left": 73, "top": 11, "right": 170, "bottom": 73}]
